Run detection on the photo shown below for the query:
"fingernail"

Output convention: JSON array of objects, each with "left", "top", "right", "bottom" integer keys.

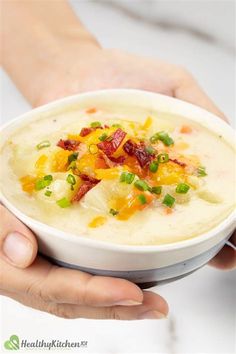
[
  {"left": 3, "top": 232, "right": 33, "bottom": 267},
  {"left": 138, "top": 310, "right": 167, "bottom": 320},
  {"left": 114, "top": 300, "right": 143, "bottom": 306}
]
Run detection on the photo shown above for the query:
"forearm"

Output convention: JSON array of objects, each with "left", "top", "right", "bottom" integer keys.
[{"left": 1, "top": 1, "right": 100, "bottom": 105}]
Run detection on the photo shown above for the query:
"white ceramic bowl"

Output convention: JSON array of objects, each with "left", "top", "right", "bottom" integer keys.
[{"left": 1, "top": 90, "right": 235, "bottom": 288}]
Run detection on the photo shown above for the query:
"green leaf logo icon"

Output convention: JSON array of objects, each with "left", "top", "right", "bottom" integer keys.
[{"left": 4, "top": 335, "right": 20, "bottom": 350}]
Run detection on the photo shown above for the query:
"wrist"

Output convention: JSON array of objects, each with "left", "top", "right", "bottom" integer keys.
[{"left": 1, "top": 1, "right": 101, "bottom": 105}]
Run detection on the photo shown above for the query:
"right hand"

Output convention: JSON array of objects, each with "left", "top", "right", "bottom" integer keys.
[{"left": 0, "top": 205, "right": 168, "bottom": 320}]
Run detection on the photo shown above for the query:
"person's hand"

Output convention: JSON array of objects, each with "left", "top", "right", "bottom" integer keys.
[
  {"left": 209, "top": 234, "right": 236, "bottom": 270},
  {"left": 0, "top": 205, "right": 168, "bottom": 319}
]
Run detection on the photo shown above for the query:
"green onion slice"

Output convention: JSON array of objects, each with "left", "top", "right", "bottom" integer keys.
[
  {"left": 45, "top": 190, "right": 52, "bottom": 197},
  {"left": 162, "top": 194, "right": 175, "bottom": 208},
  {"left": 158, "top": 153, "right": 169, "bottom": 163},
  {"left": 67, "top": 174, "right": 76, "bottom": 185},
  {"left": 35, "top": 175, "right": 53, "bottom": 190},
  {"left": 120, "top": 172, "right": 135, "bottom": 184},
  {"left": 134, "top": 179, "right": 149, "bottom": 191},
  {"left": 145, "top": 146, "right": 155, "bottom": 155},
  {"left": 99, "top": 133, "right": 108, "bottom": 141},
  {"left": 109, "top": 208, "right": 119, "bottom": 216},
  {"left": 197, "top": 166, "right": 207, "bottom": 177},
  {"left": 90, "top": 121, "right": 102, "bottom": 128},
  {"left": 157, "top": 131, "right": 174, "bottom": 146},
  {"left": 149, "top": 161, "right": 159, "bottom": 173},
  {"left": 151, "top": 186, "right": 162, "bottom": 195},
  {"left": 35, "top": 179, "right": 46, "bottom": 191},
  {"left": 56, "top": 197, "right": 71, "bottom": 208},
  {"left": 67, "top": 174, "right": 76, "bottom": 190},
  {"left": 150, "top": 131, "right": 174, "bottom": 146},
  {"left": 112, "top": 124, "right": 122, "bottom": 128},
  {"left": 137, "top": 194, "right": 147, "bottom": 205},
  {"left": 44, "top": 175, "right": 53, "bottom": 182},
  {"left": 68, "top": 152, "right": 78, "bottom": 164},
  {"left": 36, "top": 140, "right": 51, "bottom": 150},
  {"left": 176, "top": 183, "right": 190, "bottom": 194}
]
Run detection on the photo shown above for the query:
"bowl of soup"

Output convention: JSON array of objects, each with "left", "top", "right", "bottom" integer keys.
[{"left": 0, "top": 89, "right": 235, "bottom": 288}]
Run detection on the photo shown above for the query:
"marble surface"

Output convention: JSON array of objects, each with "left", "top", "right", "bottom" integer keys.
[{"left": 0, "top": 1, "right": 235, "bottom": 353}]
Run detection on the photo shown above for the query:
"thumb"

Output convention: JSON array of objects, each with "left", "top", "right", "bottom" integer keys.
[
  {"left": 0, "top": 205, "right": 38, "bottom": 268},
  {"left": 174, "top": 72, "right": 228, "bottom": 121}
]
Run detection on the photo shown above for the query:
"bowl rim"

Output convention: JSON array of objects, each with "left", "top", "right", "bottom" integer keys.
[{"left": 1, "top": 88, "right": 235, "bottom": 253}]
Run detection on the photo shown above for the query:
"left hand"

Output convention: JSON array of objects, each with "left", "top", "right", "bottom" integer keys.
[{"left": 25, "top": 42, "right": 235, "bottom": 270}]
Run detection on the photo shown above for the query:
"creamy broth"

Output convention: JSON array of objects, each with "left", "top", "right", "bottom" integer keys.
[{"left": 1, "top": 104, "right": 235, "bottom": 245}]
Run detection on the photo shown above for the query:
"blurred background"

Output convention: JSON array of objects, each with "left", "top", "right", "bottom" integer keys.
[{"left": 1, "top": 1, "right": 235, "bottom": 353}]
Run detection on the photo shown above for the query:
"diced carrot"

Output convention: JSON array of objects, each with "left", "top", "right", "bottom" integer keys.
[
  {"left": 86, "top": 107, "right": 97, "bottom": 114},
  {"left": 95, "top": 155, "right": 108, "bottom": 169},
  {"left": 164, "top": 207, "right": 173, "bottom": 215},
  {"left": 20, "top": 175, "right": 37, "bottom": 193},
  {"left": 180, "top": 125, "right": 192, "bottom": 134},
  {"left": 88, "top": 216, "right": 107, "bottom": 228}
]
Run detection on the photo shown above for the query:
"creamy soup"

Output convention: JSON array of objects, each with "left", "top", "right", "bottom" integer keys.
[{"left": 0, "top": 103, "right": 235, "bottom": 245}]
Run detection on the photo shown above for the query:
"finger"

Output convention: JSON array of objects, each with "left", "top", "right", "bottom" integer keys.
[
  {"left": 0, "top": 256, "right": 144, "bottom": 307},
  {"left": 50, "top": 291, "right": 168, "bottom": 320},
  {"left": 4, "top": 289, "right": 168, "bottom": 320},
  {"left": 174, "top": 76, "right": 228, "bottom": 121},
  {"left": 209, "top": 232, "right": 236, "bottom": 270},
  {"left": 0, "top": 205, "right": 38, "bottom": 268},
  {"left": 209, "top": 245, "right": 236, "bottom": 270}
]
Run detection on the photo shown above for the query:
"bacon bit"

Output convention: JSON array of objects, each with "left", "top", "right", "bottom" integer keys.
[
  {"left": 180, "top": 125, "right": 192, "bottom": 134},
  {"left": 80, "top": 124, "right": 106, "bottom": 137},
  {"left": 134, "top": 149, "right": 152, "bottom": 168},
  {"left": 97, "top": 128, "right": 126, "bottom": 156},
  {"left": 104, "top": 124, "right": 110, "bottom": 129},
  {"left": 80, "top": 127, "right": 94, "bottom": 137},
  {"left": 72, "top": 174, "right": 100, "bottom": 202},
  {"left": 123, "top": 139, "right": 136, "bottom": 155},
  {"left": 123, "top": 139, "right": 151, "bottom": 168},
  {"left": 99, "top": 152, "right": 117, "bottom": 168},
  {"left": 108, "top": 155, "right": 126, "bottom": 164},
  {"left": 169, "top": 158, "right": 186, "bottom": 167},
  {"left": 79, "top": 174, "right": 100, "bottom": 184},
  {"left": 86, "top": 107, "right": 97, "bottom": 114},
  {"left": 57, "top": 139, "right": 80, "bottom": 151},
  {"left": 71, "top": 183, "right": 95, "bottom": 202}
]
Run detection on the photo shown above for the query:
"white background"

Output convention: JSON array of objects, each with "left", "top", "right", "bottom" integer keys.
[{"left": 0, "top": 1, "right": 235, "bottom": 353}]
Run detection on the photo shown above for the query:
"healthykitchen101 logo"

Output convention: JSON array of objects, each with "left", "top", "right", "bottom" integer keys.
[
  {"left": 4, "top": 335, "right": 20, "bottom": 350},
  {"left": 3, "top": 335, "right": 88, "bottom": 351}
]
